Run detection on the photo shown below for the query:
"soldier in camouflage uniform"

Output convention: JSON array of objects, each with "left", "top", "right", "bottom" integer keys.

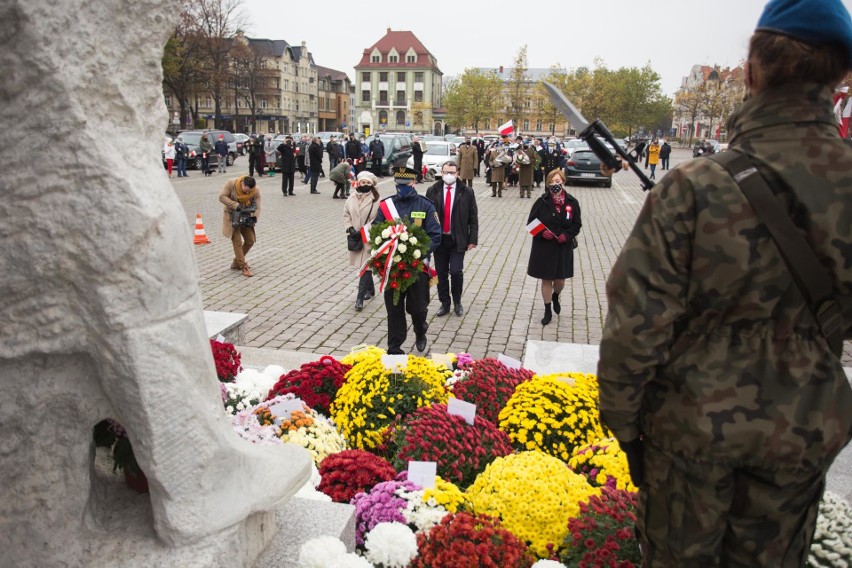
[{"left": 597, "top": 0, "right": 852, "bottom": 565}]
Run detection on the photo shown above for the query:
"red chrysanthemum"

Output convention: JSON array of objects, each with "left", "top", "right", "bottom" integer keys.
[
  {"left": 317, "top": 449, "right": 397, "bottom": 503},
  {"left": 265, "top": 355, "right": 351, "bottom": 414},
  {"left": 451, "top": 358, "right": 535, "bottom": 423},
  {"left": 210, "top": 339, "right": 242, "bottom": 382},
  {"left": 560, "top": 487, "right": 641, "bottom": 567}
]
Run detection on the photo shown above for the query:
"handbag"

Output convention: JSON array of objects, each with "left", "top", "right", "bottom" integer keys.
[{"left": 346, "top": 203, "right": 374, "bottom": 252}]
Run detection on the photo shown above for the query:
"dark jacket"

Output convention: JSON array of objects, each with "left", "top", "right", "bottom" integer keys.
[
  {"left": 345, "top": 139, "right": 363, "bottom": 161},
  {"left": 412, "top": 143, "right": 424, "bottom": 165},
  {"left": 326, "top": 140, "right": 339, "bottom": 159},
  {"left": 175, "top": 141, "right": 187, "bottom": 159},
  {"left": 373, "top": 191, "right": 442, "bottom": 258},
  {"left": 276, "top": 142, "right": 296, "bottom": 173},
  {"left": 526, "top": 190, "right": 582, "bottom": 280},
  {"left": 214, "top": 139, "right": 228, "bottom": 156},
  {"left": 659, "top": 142, "right": 672, "bottom": 159},
  {"left": 541, "top": 148, "right": 563, "bottom": 174},
  {"left": 308, "top": 142, "right": 323, "bottom": 172},
  {"left": 369, "top": 139, "right": 385, "bottom": 159},
  {"left": 425, "top": 180, "right": 479, "bottom": 252}
]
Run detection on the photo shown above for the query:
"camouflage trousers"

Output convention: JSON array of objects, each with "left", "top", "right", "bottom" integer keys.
[{"left": 637, "top": 443, "right": 825, "bottom": 567}]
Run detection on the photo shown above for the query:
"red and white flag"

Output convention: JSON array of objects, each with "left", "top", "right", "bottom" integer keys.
[
  {"left": 525, "top": 218, "right": 545, "bottom": 236},
  {"left": 841, "top": 98, "right": 852, "bottom": 138},
  {"left": 834, "top": 87, "right": 849, "bottom": 127},
  {"left": 498, "top": 120, "right": 514, "bottom": 137},
  {"left": 379, "top": 198, "right": 400, "bottom": 221},
  {"left": 360, "top": 225, "right": 370, "bottom": 244}
]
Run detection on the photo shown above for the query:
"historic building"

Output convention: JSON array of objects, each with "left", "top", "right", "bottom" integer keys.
[
  {"left": 315, "top": 65, "right": 352, "bottom": 132},
  {"left": 673, "top": 64, "right": 745, "bottom": 142},
  {"left": 353, "top": 29, "right": 442, "bottom": 135}
]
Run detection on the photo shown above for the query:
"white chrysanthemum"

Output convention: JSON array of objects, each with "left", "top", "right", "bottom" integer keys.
[
  {"left": 335, "top": 553, "right": 373, "bottom": 568},
  {"left": 408, "top": 236, "right": 417, "bottom": 245},
  {"left": 297, "top": 536, "right": 347, "bottom": 568},
  {"left": 532, "top": 561, "right": 568, "bottom": 568},
  {"left": 374, "top": 236, "right": 382, "bottom": 245},
  {"left": 808, "top": 490, "right": 852, "bottom": 567},
  {"left": 393, "top": 255, "right": 402, "bottom": 262},
  {"left": 364, "top": 522, "right": 418, "bottom": 567},
  {"left": 382, "top": 228, "right": 391, "bottom": 239},
  {"left": 413, "top": 250, "right": 421, "bottom": 259},
  {"left": 397, "top": 244, "right": 407, "bottom": 254},
  {"left": 399, "top": 233, "right": 409, "bottom": 242}
]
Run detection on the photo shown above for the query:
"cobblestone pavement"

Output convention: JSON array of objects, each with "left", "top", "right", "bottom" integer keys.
[{"left": 173, "top": 150, "right": 852, "bottom": 365}]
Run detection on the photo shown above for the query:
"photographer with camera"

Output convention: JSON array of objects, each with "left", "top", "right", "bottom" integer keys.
[{"left": 219, "top": 175, "right": 261, "bottom": 278}]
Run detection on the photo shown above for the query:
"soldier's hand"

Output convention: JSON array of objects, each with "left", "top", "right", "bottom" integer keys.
[{"left": 620, "top": 438, "right": 645, "bottom": 487}]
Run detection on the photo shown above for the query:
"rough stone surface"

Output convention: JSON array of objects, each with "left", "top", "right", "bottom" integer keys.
[{"left": 0, "top": 1, "right": 309, "bottom": 566}]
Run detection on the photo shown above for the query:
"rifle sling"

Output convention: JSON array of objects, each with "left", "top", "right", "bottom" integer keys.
[{"left": 709, "top": 150, "right": 842, "bottom": 356}]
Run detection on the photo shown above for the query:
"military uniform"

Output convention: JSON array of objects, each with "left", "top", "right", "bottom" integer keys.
[
  {"left": 598, "top": 82, "right": 852, "bottom": 566},
  {"left": 373, "top": 169, "right": 442, "bottom": 354}
]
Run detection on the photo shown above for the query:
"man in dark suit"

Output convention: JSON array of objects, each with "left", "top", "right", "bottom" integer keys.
[
  {"left": 276, "top": 135, "right": 296, "bottom": 196},
  {"left": 425, "top": 160, "right": 479, "bottom": 317}
]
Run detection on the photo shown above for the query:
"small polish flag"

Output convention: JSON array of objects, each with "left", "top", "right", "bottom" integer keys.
[
  {"left": 379, "top": 198, "right": 400, "bottom": 221},
  {"left": 498, "top": 119, "right": 514, "bottom": 137},
  {"left": 525, "top": 218, "right": 545, "bottom": 236},
  {"left": 841, "top": 98, "right": 852, "bottom": 138},
  {"left": 360, "top": 225, "right": 370, "bottom": 244}
]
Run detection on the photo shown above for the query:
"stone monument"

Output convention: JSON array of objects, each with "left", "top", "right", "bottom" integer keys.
[{"left": 0, "top": 1, "right": 310, "bottom": 566}]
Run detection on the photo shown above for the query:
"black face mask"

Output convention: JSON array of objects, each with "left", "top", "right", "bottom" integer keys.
[
  {"left": 547, "top": 183, "right": 563, "bottom": 193},
  {"left": 356, "top": 185, "right": 373, "bottom": 193}
]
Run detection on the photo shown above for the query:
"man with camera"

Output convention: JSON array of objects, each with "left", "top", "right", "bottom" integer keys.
[{"left": 219, "top": 175, "right": 261, "bottom": 278}]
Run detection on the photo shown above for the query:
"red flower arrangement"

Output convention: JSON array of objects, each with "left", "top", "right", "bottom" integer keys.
[
  {"left": 210, "top": 339, "right": 242, "bottom": 382},
  {"left": 316, "top": 449, "right": 397, "bottom": 503},
  {"left": 391, "top": 404, "right": 513, "bottom": 489},
  {"left": 560, "top": 487, "right": 642, "bottom": 568},
  {"left": 265, "top": 355, "right": 351, "bottom": 414},
  {"left": 411, "top": 512, "right": 533, "bottom": 568},
  {"left": 451, "top": 358, "right": 535, "bottom": 424}
]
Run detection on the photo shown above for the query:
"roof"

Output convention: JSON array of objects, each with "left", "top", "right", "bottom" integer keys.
[
  {"left": 315, "top": 65, "right": 350, "bottom": 83},
  {"left": 246, "top": 38, "right": 289, "bottom": 58},
  {"left": 355, "top": 29, "right": 440, "bottom": 72}
]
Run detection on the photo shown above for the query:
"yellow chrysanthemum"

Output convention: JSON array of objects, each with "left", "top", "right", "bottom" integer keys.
[
  {"left": 275, "top": 408, "right": 347, "bottom": 467},
  {"left": 423, "top": 477, "right": 470, "bottom": 513},
  {"left": 568, "top": 437, "right": 638, "bottom": 493}
]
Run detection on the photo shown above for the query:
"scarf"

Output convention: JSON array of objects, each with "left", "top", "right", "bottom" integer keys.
[
  {"left": 551, "top": 188, "right": 566, "bottom": 209},
  {"left": 234, "top": 176, "right": 257, "bottom": 206}
]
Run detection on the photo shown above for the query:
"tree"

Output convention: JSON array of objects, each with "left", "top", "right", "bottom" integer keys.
[
  {"left": 442, "top": 69, "right": 503, "bottom": 133},
  {"left": 506, "top": 46, "right": 529, "bottom": 133},
  {"left": 610, "top": 64, "right": 668, "bottom": 140},
  {"left": 534, "top": 66, "right": 567, "bottom": 136},
  {"left": 162, "top": 10, "right": 204, "bottom": 132},
  {"left": 231, "top": 37, "right": 277, "bottom": 133}
]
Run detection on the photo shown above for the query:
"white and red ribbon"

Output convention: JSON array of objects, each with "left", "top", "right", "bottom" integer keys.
[
  {"left": 359, "top": 222, "right": 408, "bottom": 293},
  {"left": 379, "top": 198, "right": 400, "bottom": 222}
]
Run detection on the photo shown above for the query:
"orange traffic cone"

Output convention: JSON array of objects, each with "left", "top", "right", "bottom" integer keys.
[{"left": 193, "top": 213, "right": 211, "bottom": 245}]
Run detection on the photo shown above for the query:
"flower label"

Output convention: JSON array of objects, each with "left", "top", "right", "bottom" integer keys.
[
  {"left": 269, "top": 398, "right": 304, "bottom": 422},
  {"left": 497, "top": 353, "right": 522, "bottom": 370},
  {"left": 216, "top": 334, "right": 225, "bottom": 343},
  {"left": 381, "top": 354, "right": 408, "bottom": 371},
  {"left": 447, "top": 398, "right": 477, "bottom": 425},
  {"left": 407, "top": 461, "right": 437, "bottom": 489}
]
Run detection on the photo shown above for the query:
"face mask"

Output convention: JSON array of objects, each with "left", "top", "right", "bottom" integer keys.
[
  {"left": 548, "top": 144, "right": 556, "bottom": 150},
  {"left": 356, "top": 185, "right": 373, "bottom": 193},
  {"left": 396, "top": 184, "right": 414, "bottom": 197},
  {"left": 548, "top": 183, "right": 563, "bottom": 193},
  {"left": 442, "top": 173, "right": 457, "bottom": 185}
]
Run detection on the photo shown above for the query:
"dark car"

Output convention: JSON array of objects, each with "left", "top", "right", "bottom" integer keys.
[
  {"left": 178, "top": 130, "right": 239, "bottom": 170},
  {"left": 693, "top": 139, "right": 720, "bottom": 157},
  {"left": 376, "top": 133, "right": 413, "bottom": 174},
  {"left": 564, "top": 149, "right": 611, "bottom": 188}
]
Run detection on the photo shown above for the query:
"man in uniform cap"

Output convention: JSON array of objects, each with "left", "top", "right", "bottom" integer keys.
[
  {"left": 372, "top": 163, "right": 442, "bottom": 354},
  {"left": 597, "top": 0, "right": 852, "bottom": 565}
]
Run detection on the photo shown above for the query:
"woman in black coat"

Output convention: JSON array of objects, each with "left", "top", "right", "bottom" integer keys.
[
  {"left": 527, "top": 169, "right": 582, "bottom": 325},
  {"left": 308, "top": 138, "right": 323, "bottom": 194}
]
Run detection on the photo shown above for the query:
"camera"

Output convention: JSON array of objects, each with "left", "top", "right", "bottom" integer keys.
[{"left": 231, "top": 204, "right": 257, "bottom": 228}]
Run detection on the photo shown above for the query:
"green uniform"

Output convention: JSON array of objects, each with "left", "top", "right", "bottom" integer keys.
[{"left": 598, "top": 83, "right": 852, "bottom": 566}]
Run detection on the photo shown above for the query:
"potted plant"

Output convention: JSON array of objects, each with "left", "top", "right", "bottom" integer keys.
[{"left": 93, "top": 418, "right": 147, "bottom": 493}]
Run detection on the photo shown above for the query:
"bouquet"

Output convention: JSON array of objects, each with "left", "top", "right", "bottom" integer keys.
[
  {"left": 265, "top": 355, "right": 351, "bottom": 414},
  {"left": 410, "top": 512, "right": 533, "bottom": 568},
  {"left": 560, "top": 487, "right": 641, "bottom": 567},
  {"left": 330, "top": 352, "right": 451, "bottom": 452},
  {"left": 498, "top": 373, "right": 609, "bottom": 461},
  {"left": 351, "top": 477, "right": 420, "bottom": 545},
  {"left": 391, "top": 404, "right": 513, "bottom": 489},
  {"left": 568, "top": 438, "right": 637, "bottom": 493},
  {"left": 317, "top": 449, "right": 397, "bottom": 503},
  {"left": 210, "top": 339, "right": 242, "bottom": 382},
  {"left": 466, "top": 451, "right": 599, "bottom": 558},
  {"left": 364, "top": 219, "right": 431, "bottom": 305},
  {"left": 259, "top": 404, "right": 347, "bottom": 466},
  {"left": 450, "top": 357, "right": 534, "bottom": 424}
]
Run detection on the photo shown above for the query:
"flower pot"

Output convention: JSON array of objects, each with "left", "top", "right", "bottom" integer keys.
[{"left": 123, "top": 469, "right": 149, "bottom": 494}]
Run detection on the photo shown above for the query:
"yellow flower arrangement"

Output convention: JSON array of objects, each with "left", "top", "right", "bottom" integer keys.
[
  {"left": 340, "top": 344, "right": 386, "bottom": 367},
  {"left": 467, "top": 451, "right": 599, "bottom": 558},
  {"left": 568, "top": 437, "right": 638, "bottom": 493},
  {"left": 498, "top": 373, "right": 609, "bottom": 461},
  {"left": 423, "top": 477, "right": 470, "bottom": 514},
  {"left": 330, "top": 351, "right": 452, "bottom": 451}
]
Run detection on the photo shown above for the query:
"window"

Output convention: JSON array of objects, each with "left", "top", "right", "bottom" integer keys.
[
  {"left": 379, "top": 72, "right": 388, "bottom": 82},
  {"left": 204, "top": 97, "right": 211, "bottom": 108},
  {"left": 414, "top": 72, "right": 424, "bottom": 82},
  {"left": 164, "top": 95, "right": 171, "bottom": 107},
  {"left": 371, "top": 55, "right": 380, "bottom": 63},
  {"left": 536, "top": 120, "right": 542, "bottom": 131},
  {"left": 397, "top": 72, "right": 406, "bottom": 82},
  {"left": 522, "top": 120, "right": 529, "bottom": 130},
  {"left": 319, "top": 97, "right": 324, "bottom": 110},
  {"left": 396, "top": 90, "right": 405, "bottom": 105},
  {"left": 414, "top": 91, "right": 423, "bottom": 103},
  {"left": 261, "top": 98, "right": 267, "bottom": 109},
  {"left": 362, "top": 90, "right": 370, "bottom": 102},
  {"left": 389, "top": 55, "right": 398, "bottom": 63},
  {"left": 284, "top": 79, "right": 289, "bottom": 90},
  {"left": 379, "top": 110, "right": 388, "bottom": 126},
  {"left": 484, "top": 120, "right": 491, "bottom": 130},
  {"left": 414, "top": 111, "right": 423, "bottom": 124},
  {"left": 407, "top": 55, "right": 416, "bottom": 63},
  {"left": 379, "top": 90, "right": 388, "bottom": 104},
  {"left": 362, "top": 72, "right": 370, "bottom": 82},
  {"left": 325, "top": 98, "right": 330, "bottom": 111},
  {"left": 548, "top": 123, "right": 555, "bottom": 132},
  {"left": 396, "top": 111, "right": 405, "bottom": 126}
]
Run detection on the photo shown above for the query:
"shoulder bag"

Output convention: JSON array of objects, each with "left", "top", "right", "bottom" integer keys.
[{"left": 347, "top": 202, "right": 375, "bottom": 252}]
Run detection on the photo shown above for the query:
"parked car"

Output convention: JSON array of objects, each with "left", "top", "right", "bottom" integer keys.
[
  {"left": 233, "top": 133, "right": 249, "bottom": 155},
  {"left": 564, "top": 149, "right": 611, "bottom": 188},
  {"left": 693, "top": 139, "right": 721, "bottom": 157},
  {"left": 375, "top": 133, "right": 413, "bottom": 174},
  {"left": 405, "top": 141, "right": 457, "bottom": 179},
  {"left": 177, "top": 130, "right": 239, "bottom": 170},
  {"left": 422, "top": 135, "right": 444, "bottom": 142},
  {"left": 563, "top": 139, "right": 587, "bottom": 159},
  {"left": 317, "top": 131, "right": 345, "bottom": 146}
]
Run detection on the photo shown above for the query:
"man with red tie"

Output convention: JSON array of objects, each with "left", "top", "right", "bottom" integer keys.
[{"left": 425, "top": 161, "right": 479, "bottom": 317}]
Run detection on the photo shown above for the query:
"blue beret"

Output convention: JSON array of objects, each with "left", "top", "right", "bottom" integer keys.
[{"left": 756, "top": 0, "right": 852, "bottom": 65}]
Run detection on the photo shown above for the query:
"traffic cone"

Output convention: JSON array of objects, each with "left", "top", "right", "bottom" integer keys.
[{"left": 193, "top": 213, "right": 211, "bottom": 245}]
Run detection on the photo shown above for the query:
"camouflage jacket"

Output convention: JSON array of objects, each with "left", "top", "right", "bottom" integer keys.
[{"left": 597, "top": 83, "right": 852, "bottom": 472}]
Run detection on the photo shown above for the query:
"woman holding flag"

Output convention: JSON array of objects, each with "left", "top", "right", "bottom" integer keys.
[
  {"left": 344, "top": 171, "right": 381, "bottom": 311},
  {"left": 525, "top": 169, "right": 582, "bottom": 325}
]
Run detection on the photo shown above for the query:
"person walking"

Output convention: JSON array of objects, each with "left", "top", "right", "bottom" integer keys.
[
  {"left": 256, "top": 134, "right": 267, "bottom": 177},
  {"left": 659, "top": 138, "right": 672, "bottom": 170},
  {"left": 163, "top": 138, "right": 175, "bottom": 177},
  {"left": 373, "top": 165, "right": 442, "bottom": 354},
  {"left": 345, "top": 133, "right": 364, "bottom": 175},
  {"left": 215, "top": 133, "right": 229, "bottom": 174},
  {"left": 425, "top": 160, "right": 478, "bottom": 317},
  {"left": 200, "top": 133, "right": 214, "bottom": 177},
  {"left": 526, "top": 169, "right": 582, "bottom": 325},
  {"left": 487, "top": 137, "right": 510, "bottom": 197},
  {"left": 174, "top": 135, "right": 188, "bottom": 177},
  {"left": 246, "top": 135, "right": 260, "bottom": 177},
  {"left": 344, "top": 171, "right": 380, "bottom": 311},
  {"left": 597, "top": 0, "right": 852, "bottom": 565},
  {"left": 368, "top": 134, "right": 385, "bottom": 178},
  {"left": 647, "top": 138, "right": 661, "bottom": 180},
  {"left": 276, "top": 135, "right": 296, "bottom": 196},
  {"left": 456, "top": 136, "right": 477, "bottom": 189},
  {"left": 219, "top": 175, "right": 260, "bottom": 278},
  {"left": 330, "top": 159, "right": 353, "bottom": 199},
  {"left": 308, "top": 137, "right": 323, "bottom": 194},
  {"left": 412, "top": 135, "right": 425, "bottom": 183}
]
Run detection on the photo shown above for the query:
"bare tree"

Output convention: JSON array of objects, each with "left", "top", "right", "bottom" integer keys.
[
  {"left": 162, "top": 9, "right": 205, "bottom": 131},
  {"left": 506, "top": 46, "right": 529, "bottom": 133}
]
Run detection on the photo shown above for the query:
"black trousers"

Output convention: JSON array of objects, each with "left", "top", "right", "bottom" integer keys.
[
  {"left": 280, "top": 172, "right": 295, "bottom": 194},
  {"left": 414, "top": 158, "right": 423, "bottom": 182},
  {"left": 385, "top": 272, "right": 429, "bottom": 354},
  {"left": 433, "top": 235, "right": 465, "bottom": 307},
  {"left": 371, "top": 157, "right": 383, "bottom": 177},
  {"left": 248, "top": 154, "right": 258, "bottom": 176}
]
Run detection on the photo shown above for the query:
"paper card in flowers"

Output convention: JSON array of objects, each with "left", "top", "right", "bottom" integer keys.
[
  {"left": 317, "top": 449, "right": 397, "bottom": 503},
  {"left": 361, "top": 219, "right": 431, "bottom": 305},
  {"left": 210, "top": 339, "right": 242, "bottom": 382},
  {"left": 568, "top": 437, "right": 638, "bottom": 493},
  {"left": 467, "top": 451, "right": 600, "bottom": 558},
  {"left": 329, "top": 352, "right": 451, "bottom": 452},
  {"left": 450, "top": 357, "right": 535, "bottom": 424},
  {"left": 560, "top": 486, "right": 641, "bottom": 567},
  {"left": 391, "top": 404, "right": 513, "bottom": 489},
  {"left": 265, "top": 355, "right": 351, "bottom": 414},
  {"left": 410, "top": 512, "right": 534, "bottom": 568},
  {"left": 498, "top": 373, "right": 610, "bottom": 461}
]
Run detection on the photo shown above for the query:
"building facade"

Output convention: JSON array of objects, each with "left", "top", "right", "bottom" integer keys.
[
  {"left": 353, "top": 29, "right": 442, "bottom": 135},
  {"left": 315, "top": 66, "right": 352, "bottom": 132},
  {"left": 673, "top": 64, "right": 745, "bottom": 142}
]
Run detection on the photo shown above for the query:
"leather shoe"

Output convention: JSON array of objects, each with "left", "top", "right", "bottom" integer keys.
[
  {"left": 354, "top": 297, "right": 364, "bottom": 311},
  {"left": 454, "top": 304, "right": 464, "bottom": 316},
  {"left": 241, "top": 265, "right": 254, "bottom": 278},
  {"left": 363, "top": 292, "right": 374, "bottom": 300},
  {"left": 436, "top": 304, "right": 451, "bottom": 317},
  {"left": 415, "top": 334, "right": 427, "bottom": 352}
]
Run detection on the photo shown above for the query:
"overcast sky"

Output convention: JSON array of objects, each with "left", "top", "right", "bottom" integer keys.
[{"left": 241, "top": 0, "right": 852, "bottom": 97}]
